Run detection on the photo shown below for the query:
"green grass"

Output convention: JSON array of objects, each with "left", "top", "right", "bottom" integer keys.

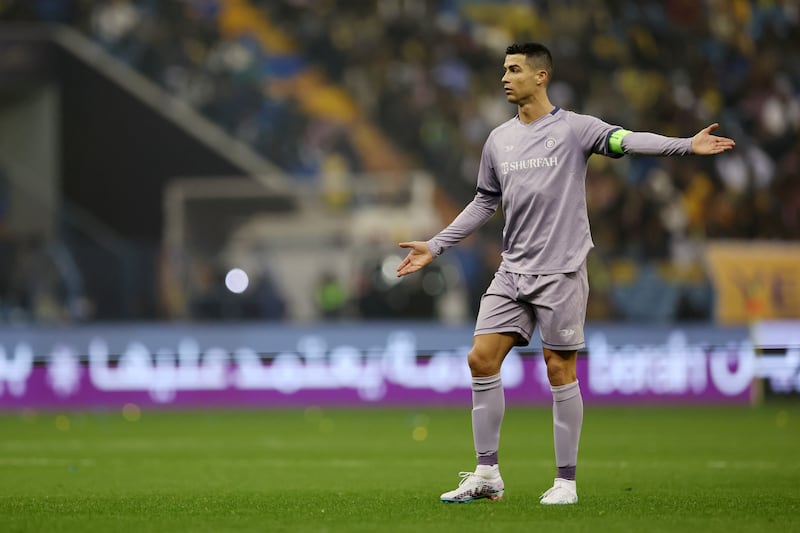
[{"left": 1, "top": 403, "right": 798, "bottom": 532}]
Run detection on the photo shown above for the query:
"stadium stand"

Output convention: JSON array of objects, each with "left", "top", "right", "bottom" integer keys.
[{"left": 0, "top": 0, "right": 798, "bottom": 322}]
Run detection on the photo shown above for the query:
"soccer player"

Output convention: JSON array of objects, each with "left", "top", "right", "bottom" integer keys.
[{"left": 396, "top": 42, "right": 735, "bottom": 505}]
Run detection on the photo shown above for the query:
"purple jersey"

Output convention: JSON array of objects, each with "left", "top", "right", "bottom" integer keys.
[{"left": 427, "top": 107, "right": 692, "bottom": 274}]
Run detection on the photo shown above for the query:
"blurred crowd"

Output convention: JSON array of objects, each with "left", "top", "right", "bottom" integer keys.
[
  {"left": 1, "top": 0, "right": 798, "bottom": 322},
  {"left": 263, "top": 1, "right": 800, "bottom": 275}
]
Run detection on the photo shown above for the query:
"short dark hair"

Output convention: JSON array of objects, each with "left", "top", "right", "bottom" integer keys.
[{"left": 506, "top": 42, "right": 553, "bottom": 78}]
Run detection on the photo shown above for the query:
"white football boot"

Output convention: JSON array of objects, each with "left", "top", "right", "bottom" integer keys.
[
  {"left": 440, "top": 465, "right": 504, "bottom": 503},
  {"left": 539, "top": 478, "right": 578, "bottom": 505}
]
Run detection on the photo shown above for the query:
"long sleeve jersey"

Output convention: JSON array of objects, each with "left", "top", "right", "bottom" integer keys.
[{"left": 426, "top": 106, "right": 693, "bottom": 274}]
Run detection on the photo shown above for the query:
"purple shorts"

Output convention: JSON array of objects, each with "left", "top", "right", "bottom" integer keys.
[{"left": 474, "top": 263, "right": 589, "bottom": 350}]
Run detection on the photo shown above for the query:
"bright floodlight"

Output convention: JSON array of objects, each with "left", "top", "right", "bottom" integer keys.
[
  {"left": 381, "top": 255, "right": 403, "bottom": 286},
  {"left": 225, "top": 268, "right": 249, "bottom": 293}
]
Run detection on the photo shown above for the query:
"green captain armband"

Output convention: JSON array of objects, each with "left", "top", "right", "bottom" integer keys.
[{"left": 609, "top": 129, "right": 632, "bottom": 155}]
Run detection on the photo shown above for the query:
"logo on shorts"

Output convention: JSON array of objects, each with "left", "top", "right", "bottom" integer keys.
[{"left": 558, "top": 328, "right": 575, "bottom": 338}]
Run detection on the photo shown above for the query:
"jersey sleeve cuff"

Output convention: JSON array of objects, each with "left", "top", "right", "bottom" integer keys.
[{"left": 426, "top": 238, "right": 443, "bottom": 257}]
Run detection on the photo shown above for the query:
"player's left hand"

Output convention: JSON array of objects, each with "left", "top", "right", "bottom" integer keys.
[{"left": 691, "top": 123, "right": 736, "bottom": 155}]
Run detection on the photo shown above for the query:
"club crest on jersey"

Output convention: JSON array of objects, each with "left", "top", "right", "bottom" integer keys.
[
  {"left": 545, "top": 137, "right": 557, "bottom": 149},
  {"left": 500, "top": 156, "right": 559, "bottom": 175}
]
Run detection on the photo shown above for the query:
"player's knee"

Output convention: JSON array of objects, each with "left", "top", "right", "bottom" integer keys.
[
  {"left": 467, "top": 349, "right": 499, "bottom": 377},
  {"left": 547, "top": 366, "right": 572, "bottom": 386},
  {"left": 546, "top": 356, "right": 576, "bottom": 386}
]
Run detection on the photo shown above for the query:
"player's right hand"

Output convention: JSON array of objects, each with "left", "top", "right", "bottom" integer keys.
[{"left": 396, "top": 241, "right": 434, "bottom": 277}]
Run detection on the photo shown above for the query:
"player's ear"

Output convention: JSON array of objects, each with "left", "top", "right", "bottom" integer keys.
[{"left": 536, "top": 70, "right": 547, "bottom": 86}]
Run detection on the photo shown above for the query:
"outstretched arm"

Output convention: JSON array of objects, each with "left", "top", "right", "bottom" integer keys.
[
  {"left": 690, "top": 123, "right": 736, "bottom": 154},
  {"left": 614, "top": 123, "right": 735, "bottom": 156},
  {"left": 396, "top": 191, "right": 500, "bottom": 278}
]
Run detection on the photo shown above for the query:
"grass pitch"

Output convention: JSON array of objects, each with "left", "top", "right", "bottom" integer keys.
[{"left": 0, "top": 402, "right": 798, "bottom": 532}]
